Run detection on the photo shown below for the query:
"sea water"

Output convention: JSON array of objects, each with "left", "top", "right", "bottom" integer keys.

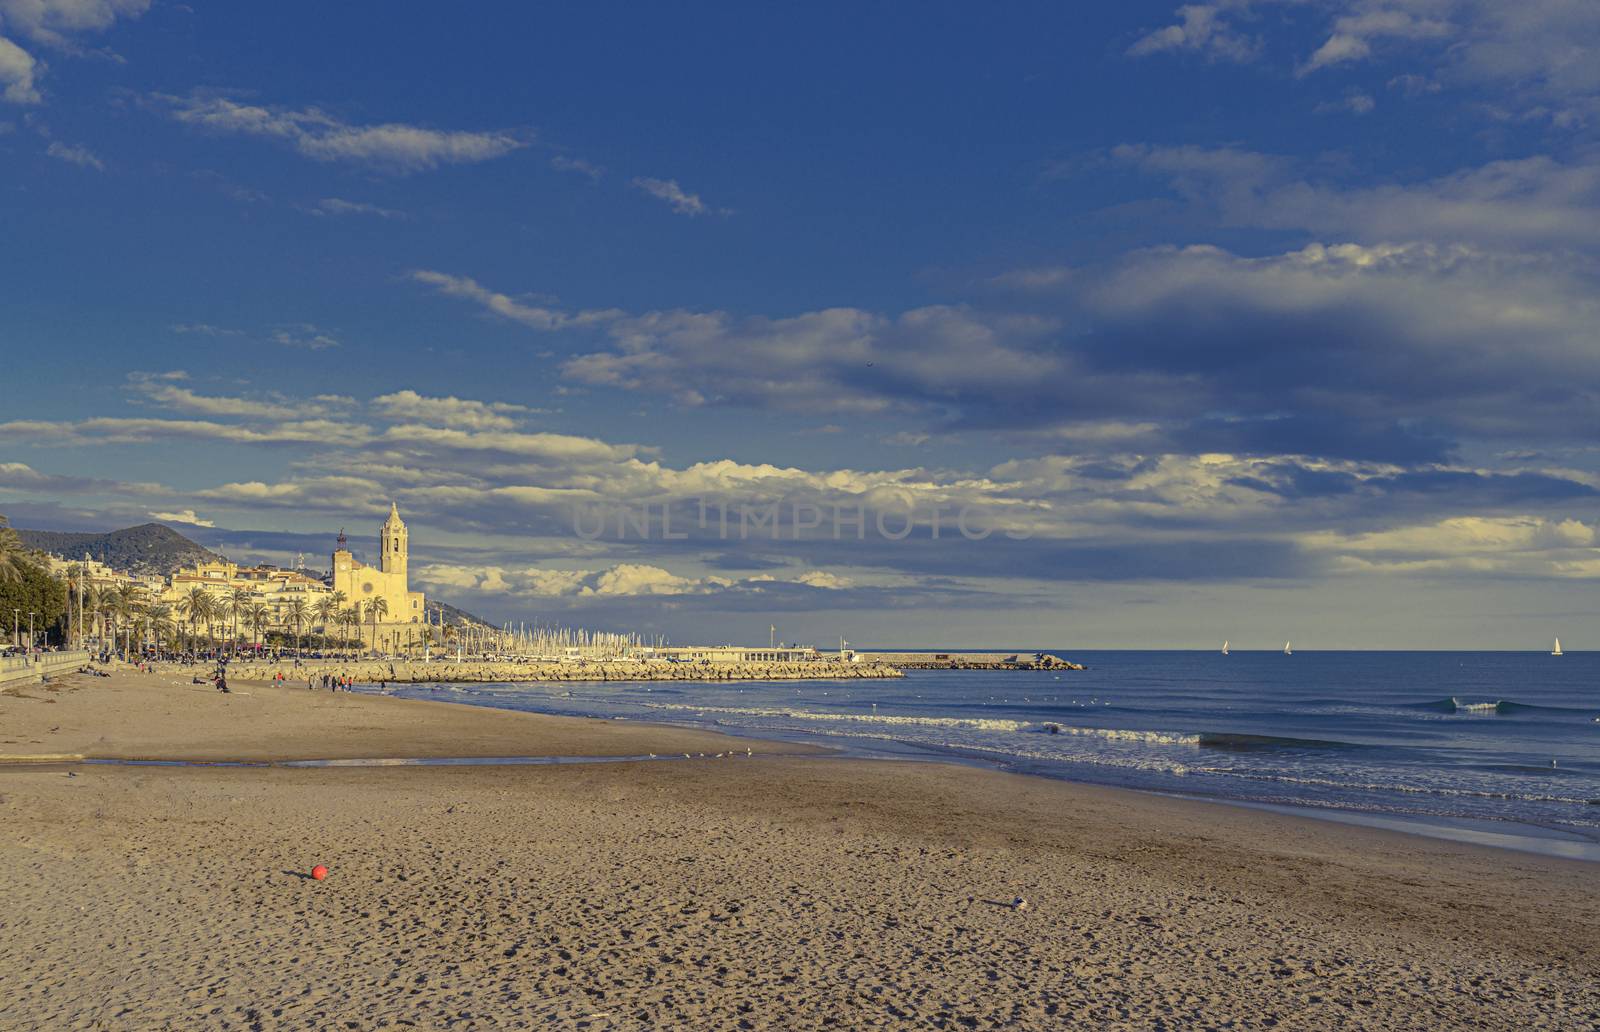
[{"left": 371, "top": 651, "right": 1600, "bottom": 858}]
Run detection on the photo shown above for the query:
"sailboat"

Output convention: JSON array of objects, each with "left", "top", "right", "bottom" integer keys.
[
  {"left": 1553, "top": 638, "right": 1563, "bottom": 656},
  {"left": 1283, "top": 641, "right": 1293, "bottom": 656},
  {"left": 1221, "top": 640, "right": 1229, "bottom": 656}
]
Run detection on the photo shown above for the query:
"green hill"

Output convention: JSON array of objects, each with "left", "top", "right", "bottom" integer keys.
[{"left": 15, "top": 523, "right": 221, "bottom": 577}]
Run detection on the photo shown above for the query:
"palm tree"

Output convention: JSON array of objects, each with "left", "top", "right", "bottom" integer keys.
[
  {"left": 366, "top": 596, "right": 389, "bottom": 655},
  {"left": 227, "top": 587, "right": 251, "bottom": 656},
  {"left": 342, "top": 607, "right": 360, "bottom": 658},
  {"left": 146, "top": 603, "right": 176, "bottom": 656},
  {"left": 123, "top": 596, "right": 146, "bottom": 657},
  {"left": 104, "top": 587, "right": 132, "bottom": 655},
  {"left": 244, "top": 603, "right": 271, "bottom": 653},
  {"left": 0, "top": 514, "right": 26, "bottom": 585},
  {"left": 178, "top": 586, "right": 213, "bottom": 655},
  {"left": 314, "top": 593, "right": 342, "bottom": 649},
  {"left": 283, "top": 597, "right": 308, "bottom": 659}
]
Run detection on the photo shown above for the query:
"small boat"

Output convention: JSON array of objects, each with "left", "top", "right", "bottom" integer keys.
[
  {"left": 1552, "top": 638, "right": 1563, "bottom": 656},
  {"left": 1283, "top": 641, "right": 1292, "bottom": 656},
  {"left": 1221, "top": 640, "right": 1229, "bottom": 655}
]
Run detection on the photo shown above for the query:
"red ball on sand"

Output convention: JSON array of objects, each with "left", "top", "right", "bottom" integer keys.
[{"left": 311, "top": 865, "right": 328, "bottom": 881}]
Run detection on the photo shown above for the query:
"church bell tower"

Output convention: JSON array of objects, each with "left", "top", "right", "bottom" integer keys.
[{"left": 380, "top": 502, "right": 408, "bottom": 579}]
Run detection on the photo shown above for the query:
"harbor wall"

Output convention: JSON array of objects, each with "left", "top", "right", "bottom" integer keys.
[
  {"left": 861, "top": 651, "right": 1083, "bottom": 670},
  {"left": 223, "top": 657, "right": 905, "bottom": 684}
]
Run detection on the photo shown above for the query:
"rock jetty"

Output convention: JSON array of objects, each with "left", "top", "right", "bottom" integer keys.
[
  {"left": 868, "top": 652, "right": 1086, "bottom": 671},
  {"left": 227, "top": 658, "right": 905, "bottom": 684}
]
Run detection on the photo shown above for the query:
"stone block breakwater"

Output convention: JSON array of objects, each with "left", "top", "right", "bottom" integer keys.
[
  {"left": 867, "top": 652, "right": 1085, "bottom": 671},
  {"left": 227, "top": 659, "right": 906, "bottom": 684}
]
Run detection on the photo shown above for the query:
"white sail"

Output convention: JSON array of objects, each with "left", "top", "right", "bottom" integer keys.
[
  {"left": 1221, "top": 640, "right": 1229, "bottom": 655},
  {"left": 1284, "top": 641, "right": 1292, "bottom": 655},
  {"left": 1553, "top": 638, "right": 1563, "bottom": 656}
]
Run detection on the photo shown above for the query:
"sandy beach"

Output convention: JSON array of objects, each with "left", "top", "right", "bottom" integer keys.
[{"left": 2, "top": 670, "right": 1596, "bottom": 1030}]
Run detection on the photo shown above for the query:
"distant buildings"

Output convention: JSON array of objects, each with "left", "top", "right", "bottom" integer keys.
[
  {"left": 331, "top": 503, "right": 426, "bottom": 625},
  {"left": 43, "top": 504, "right": 432, "bottom": 650}
]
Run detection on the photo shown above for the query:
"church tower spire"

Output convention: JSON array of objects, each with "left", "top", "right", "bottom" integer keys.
[{"left": 380, "top": 502, "right": 408, "bottom": 579}]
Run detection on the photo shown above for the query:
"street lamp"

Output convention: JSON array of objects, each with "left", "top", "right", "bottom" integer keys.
[
  {"left": 28, "top": 610, "right": 36, "bottom": 650},
  {"left": 11, "top": 608, "right": 18, "bottom": 649}
]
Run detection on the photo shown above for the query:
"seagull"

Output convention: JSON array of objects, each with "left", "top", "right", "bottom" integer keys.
[{"left": 1012, "top": 897, "right": 1028, "bottom": 911}]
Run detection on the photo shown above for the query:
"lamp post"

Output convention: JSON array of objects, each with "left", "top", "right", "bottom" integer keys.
[
  {"left": 11, "top": 608, "right": 18, "bottom": 649},
  {"left": 28, "top": 611, "right": 36, "bottom": 651}
]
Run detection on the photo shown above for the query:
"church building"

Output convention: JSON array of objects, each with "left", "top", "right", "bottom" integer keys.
[{"left": 331, "top": 503, "right": 426, "bottom": 624}]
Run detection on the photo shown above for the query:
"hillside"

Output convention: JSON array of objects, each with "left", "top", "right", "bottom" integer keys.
[
  {"left": 432, "top": 599, "right": 496, "bottom": 631},
  {"left": 15, "top": 521, "right": 496, "bottom": 627},
  {"left": 16, "top": 523, "right": 221, "bottom": 577}
]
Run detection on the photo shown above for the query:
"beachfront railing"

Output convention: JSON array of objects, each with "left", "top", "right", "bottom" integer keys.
[{"left": 0, "top": 650, "right": 92, "bottom": 688}]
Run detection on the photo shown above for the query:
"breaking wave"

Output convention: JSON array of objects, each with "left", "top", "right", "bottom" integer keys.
[{"left": 1407, "top": 697, "right": 1593, "bottom": 717}]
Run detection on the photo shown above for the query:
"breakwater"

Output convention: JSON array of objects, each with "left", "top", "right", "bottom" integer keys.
[
  {"left": 863, "top": 652, "right": 1084, "bottom": 670},
  {"left": 226, "top": 658, "right": 905, "bottom": 684}
]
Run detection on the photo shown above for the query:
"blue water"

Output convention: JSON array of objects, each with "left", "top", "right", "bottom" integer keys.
[{"left": 367, "top": 651, "right": 1600, "bottom": 856}]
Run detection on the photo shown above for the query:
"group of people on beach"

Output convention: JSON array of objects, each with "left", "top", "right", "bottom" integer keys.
[{"left": 308, "top": 673, "right": 355, "bottom": 692}]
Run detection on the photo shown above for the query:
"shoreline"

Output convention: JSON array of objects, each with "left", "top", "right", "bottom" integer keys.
[
  {"left": 7, "top": 666, "right": 1594, "bottom": 864},
  {"left": 352, "top": 676, "right": 1600, "bottom": 866},
  {"left": 4, "top": 668, "right": 1597, "bottom": 1027}
]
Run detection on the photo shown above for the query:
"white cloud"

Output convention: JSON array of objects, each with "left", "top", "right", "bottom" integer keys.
[
  {"left": 170, "top": 323, "right": 242, "bottom": 337},
  {"left": 631, "top": 176, "right": 730, "bottom": 217},
  {"left": 308, "top": 197, "right": 405, "bottom": 219},
  {"left": 0, "top": 1, "right": 149, "bottom": 50},
  {"left": 378, "top": 424, "right": 642, "bottom": 464},
  {"left": 550, "top": 154, "right": 603, "bottom": 180},
  {"left": 565, "top": 303, "right": 1060, "bottom": 414},
  {"left": 413, "top": 561, "right": 852, "bottom": 598},
  {"left": 1128, "top": 3, "right": 1260, "bottom": 62},
  {"left": 44, "top": 137, "right": 101, "bottom": 167},
  {"left": 0, "top": 0, "right": 149, "bottom": 105},
  {"left": 988, "top": 265, "right": 1075, "bottom": 290},
  {"left": 271, "top": 324, "right": 340, "bottom": 350},
  {"left": 409, "top": 269, "right": 623, "bottom": 330},
  {"left": 148, "top": 508, "right": 214, "bottom": 528},
  {"left": 1305, "top": 516, "right": 1600, "bottom": 578},
  {"left": 0, "top": 416, "right": 373, "bottom": 447},
  {"left": 123, "top": 372, "right": 344, "bottom": 421},
  {"left": 370, "top": 390, "right": 529, "bottom": 431},
  {"left": 0, "top": 33, "right": 39, "bottom": 103},
  {"left": 1314, "top": 91, "right": 1376, "bottom": 115},
  {"left": 1301, "top": 8, "right": 1454, "bottom": 75},
  {"left": 158, "top": 94, "right": 526, "bottom": 173},
  {"left": 1135, "top": 2, "right": 1600, "bottom": 121},
  {"left": 1111, "top": 145, "right": 1600, "bottom": 248}
]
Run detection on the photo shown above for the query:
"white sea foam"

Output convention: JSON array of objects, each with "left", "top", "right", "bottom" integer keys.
[
  {"left": 636, "top": 702, "right": 1200, "bottom": 744},
  {"left": 1201, "top": 768, "right": 1595, "bottom": 807}
]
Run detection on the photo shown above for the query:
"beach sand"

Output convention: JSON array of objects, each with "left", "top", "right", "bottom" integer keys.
[
  {"left": 2, "top": 670, "right": 1596, "bottom": 1030},
  {"left": 0, "top": 666, "right": 804, "bottom": 762}
]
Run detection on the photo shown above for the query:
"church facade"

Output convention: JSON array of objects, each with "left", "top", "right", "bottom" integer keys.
[{"left": 331, "top": 503, "right": 426, "bottom": 624}]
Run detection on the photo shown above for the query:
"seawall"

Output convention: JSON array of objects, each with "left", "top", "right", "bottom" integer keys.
[
  {"left": 225, "top": 658, "right": 905, "bottom": 683},
  {"left": 863, "top": 651, "right": 1084, "bottom": 670}
]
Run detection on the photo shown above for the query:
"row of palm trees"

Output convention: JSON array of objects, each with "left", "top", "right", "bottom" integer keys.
[{"left": 68, "top": 578, "right": 429, "bottom": 658}]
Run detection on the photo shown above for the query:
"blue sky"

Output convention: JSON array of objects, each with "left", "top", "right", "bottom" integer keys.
[{"left": 2, "top": 1, "right": 1598, "bottom": 648}]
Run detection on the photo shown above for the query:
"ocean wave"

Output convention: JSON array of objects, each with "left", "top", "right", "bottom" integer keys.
[
  {"left": 636, "top": 702, "right": 1210, "bottom": 744},
  {"left": 1195, "top": 732, "right": 1358, "bottom": 751},
  {"left": 1199, "top": 767, "right": 1598, "bottom": 807},
  {"left": 1405, "top": 696, "right": 1593, "bottom": 717}
]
